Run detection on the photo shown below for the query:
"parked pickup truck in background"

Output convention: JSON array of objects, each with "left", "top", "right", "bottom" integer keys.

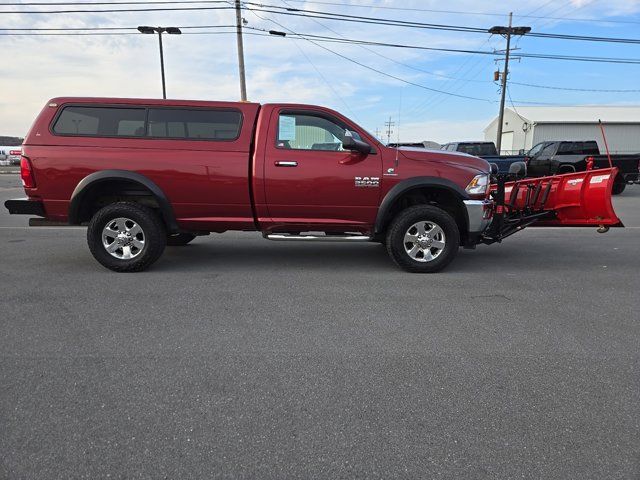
[
  {"left": 526, "top": 140, "right": 640, "bottom": 194},
  {"left": 4, "top": 97, "right": 623, "bottom": 273},
  {"left": 441, "top": 141, "right": 527, "bottom": 174}
]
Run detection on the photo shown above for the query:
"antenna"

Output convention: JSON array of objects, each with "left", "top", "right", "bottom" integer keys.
[{"left": 395, "top": 90, "right": 402, "bottom": 167}]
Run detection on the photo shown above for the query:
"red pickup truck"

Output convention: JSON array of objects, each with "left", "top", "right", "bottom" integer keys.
[{"left": 5, "top": 97, "right": 623, "bottom": 273}]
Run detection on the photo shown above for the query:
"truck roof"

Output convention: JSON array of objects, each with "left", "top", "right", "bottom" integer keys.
[{"left": 47, "top": 97, "right": 261, "bottom": 108}]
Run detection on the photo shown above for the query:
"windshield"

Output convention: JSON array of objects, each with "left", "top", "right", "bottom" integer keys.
[{"left": 528, "top": 143, "right": 545, "bottom": 156}]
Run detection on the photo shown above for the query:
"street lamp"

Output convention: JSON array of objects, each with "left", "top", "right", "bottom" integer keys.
[{"left": 137, "top": 26, "right": 182, "bottom": 99}]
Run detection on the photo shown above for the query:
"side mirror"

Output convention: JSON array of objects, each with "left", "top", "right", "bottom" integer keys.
[
  {"left": 342, "top": 135, "right": 372, "bottom": 155},
  {"left": 489, "top": 162, "right": 499, "bottom": 175},
  {"left": 509, "top": 161, "right": 527, "bottom": 178}
]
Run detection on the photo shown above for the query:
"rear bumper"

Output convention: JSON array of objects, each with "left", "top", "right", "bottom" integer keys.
[
  {"left": 4, "top": 198, "right": 46, "bottom": 216},
  {"left": 463, "top": 199, "right": 493, "bottom": 234}
]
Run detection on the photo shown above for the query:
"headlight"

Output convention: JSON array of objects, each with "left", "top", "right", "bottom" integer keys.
[{"left": 465, "top": 174, "right": 489, "bottom": 195}]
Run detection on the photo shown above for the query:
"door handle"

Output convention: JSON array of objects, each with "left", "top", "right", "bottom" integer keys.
[{"left": 275, "top": 161, "right": 298, "bottom": 167}]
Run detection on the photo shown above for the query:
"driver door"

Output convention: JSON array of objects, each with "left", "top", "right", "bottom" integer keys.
[
  {"left": 528, "top": 142, "right": 557, "bottom": 177},
  {"left": 262, "top": 108, "right": 382, "bottom": 230}
]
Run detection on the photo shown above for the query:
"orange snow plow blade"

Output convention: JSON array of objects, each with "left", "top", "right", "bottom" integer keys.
[
  {"left": 495, "top": 167, "right": 623, "bottom": 227},
  {"left": 483, "top": 167, "right": 624, "bottom": 245}
]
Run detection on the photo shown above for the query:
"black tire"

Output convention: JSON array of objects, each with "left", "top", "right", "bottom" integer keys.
[
  {"left": 612, "top": 181, "right": 626, "bottom": 195},
  {"left": 386, "top": 205, "right": 460, "bottom": 273},
  {"left": 87, "top": 202, "right": 166, "bottom": 272},
  {"left": 167, "top": 233, "right": 196, "bottom": 246}
]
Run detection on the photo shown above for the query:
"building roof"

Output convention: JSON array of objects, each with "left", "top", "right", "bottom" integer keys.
[{"left": 505, "top": 106, "right": 640, "bottom": 124}]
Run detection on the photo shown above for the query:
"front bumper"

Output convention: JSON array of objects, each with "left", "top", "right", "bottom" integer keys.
[
  {"left": 463, "top": 199, "right": 493, "bottom": 234},
  {"left": 4, "top": 198, "right": 46, "bottom": 216}
]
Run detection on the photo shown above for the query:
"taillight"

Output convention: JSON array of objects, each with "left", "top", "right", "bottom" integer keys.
[
  {"left": 10, "top": 150, "right": 21, "bottom": 156},
  {"left": 20, "top": 156, "right": 36, "bottom": 188}
]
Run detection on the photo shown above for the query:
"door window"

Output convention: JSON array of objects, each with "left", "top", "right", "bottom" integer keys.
[
  {"left": 276, "top": 113, "right": 361, "bottom": 151},
  {"left": 581, "top": 142, "right": 600, "bottom": 155},
  {"left": 528, "top": 143, "right": 545, "bottom": 157},
  {"left": 558, "top": 142, "right": 579, "bottom": 155},
  {"left": 539, "top": 143, "right": 557, "bottom": 157}
]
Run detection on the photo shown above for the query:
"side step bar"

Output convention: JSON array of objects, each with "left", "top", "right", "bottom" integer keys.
[{"left": 265, "top": 234, "right": 371, "bottom": 242}]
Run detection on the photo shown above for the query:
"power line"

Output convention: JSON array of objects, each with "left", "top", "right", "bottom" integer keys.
[
  {"left": 2, "top": 0, "right": 228, "bottom": 4},
  {"left": 0, "top": 25, "right": 237, "bottom": 31},
  {"left": 249, "top": 13, "right": 495, "bottom": 103},
  {"left": 245, "top": 28, "right": 640, "bottom": 65},
  {"left": 509, "top": 81, "right": 640, "bottom": 93},
  {"left": 279, "top": 0, "right": 488, "bottom": 88},
  {"left": 4, "top": 0, "right": 640, "bottom": 47},
  {"left": 0, "top": 30, "right": 263, "bottom": 36},
  {"left": 4, "top": 0, "right": 638, "bottom": 27},
  {"left": 0, "top": 4, "right": 232, "bottom": 13},
  {"left": 6, "top": 21, "right": 640, "bottom": 67},
  {"left": 248, "top": 0, "right": 640, "bottom": 26},
  {"left": 243, "top": 3, "right": 640, "bottom": 46}
]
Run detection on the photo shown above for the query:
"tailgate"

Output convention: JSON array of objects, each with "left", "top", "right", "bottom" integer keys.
[{"left": 495, "top": 167, "right": 623, "bottom": 227}]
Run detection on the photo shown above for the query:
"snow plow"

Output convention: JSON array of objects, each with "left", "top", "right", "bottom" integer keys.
[{"left": 482, "top": 165, "right": 623, "bottom": 245}]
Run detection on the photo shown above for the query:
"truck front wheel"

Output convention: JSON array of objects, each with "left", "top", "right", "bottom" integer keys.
[
  {"left": 87, "top": 202, "right": 166, "bottom": 272},
  {"left": 386, "top": 205, "right": 460, "bottom": 273}
]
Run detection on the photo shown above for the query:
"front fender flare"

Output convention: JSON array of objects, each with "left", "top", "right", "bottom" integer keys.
[
  {"left": 68, "top": 170, "right": 179, "bottom": 233},
  {"left": 374, "top": 176, "right": 469, "bottom": 234}
]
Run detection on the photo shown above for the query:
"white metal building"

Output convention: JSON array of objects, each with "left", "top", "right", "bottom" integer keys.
[{"left": 484, "top": 106, "right": 640, "bottom": 154}]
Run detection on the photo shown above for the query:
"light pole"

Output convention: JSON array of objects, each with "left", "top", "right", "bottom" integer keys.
[{"left": 138, "top": 26, "right": 182, "bottom": 99}]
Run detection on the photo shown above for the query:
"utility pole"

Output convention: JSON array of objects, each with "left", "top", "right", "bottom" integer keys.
[
  {"left": 384, "top": 117, "right": 395, "bottom": 144},
  {"left": 489, "top": 14, "right": 530, "bottom": 153},
  {"left": 375, "top": 127, "right": 381, "bottom": 139},
  {"left": 234, "top": 0, "right": 247, "bottom": 101}
]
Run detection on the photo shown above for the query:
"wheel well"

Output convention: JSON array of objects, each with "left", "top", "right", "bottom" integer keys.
[
  {"left": 380, "top": 187, "right": 468, "bottom": 242},
  {"left": 557, "top": 164, "right": 576, "bottom": 174},
  {"left": 73, "top": 179, "right": 162, "bottom": 225}
]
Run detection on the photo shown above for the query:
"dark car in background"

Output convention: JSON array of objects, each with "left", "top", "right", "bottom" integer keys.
[{"left": 526, "top": 140, "right": 640, "bottom": 194}]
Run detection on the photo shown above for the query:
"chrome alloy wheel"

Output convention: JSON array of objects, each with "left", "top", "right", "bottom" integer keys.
[
  {"left": 101, "top": 217, "right": 145, "bottom": 260},
  {"left": 403, "top": 221, "right": 446, "bottom": 262}
]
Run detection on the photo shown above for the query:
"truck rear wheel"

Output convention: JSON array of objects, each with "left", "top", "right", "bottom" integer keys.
[
  {"left": 87, "top": 202, "right": 166, "bottom": 272},
  {"left": 386, "top": 205, "right": 460, "bottom": 273}
]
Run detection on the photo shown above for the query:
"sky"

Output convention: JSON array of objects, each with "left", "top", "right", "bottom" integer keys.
[{"left": 1, "top": 0, "right": 640, "bottom": 143}]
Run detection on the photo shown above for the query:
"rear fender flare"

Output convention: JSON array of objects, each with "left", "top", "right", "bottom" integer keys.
[
  {"left": 68, "top": 170, "right": 178, "bottom": 233},
  {"left": 374, "top": 176, "right": 469, "bottom": 234}
]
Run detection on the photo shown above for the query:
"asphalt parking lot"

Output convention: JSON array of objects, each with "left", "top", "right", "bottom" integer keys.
[{"left": 1, "top": 173, "right": 638, "bottom": 479}]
